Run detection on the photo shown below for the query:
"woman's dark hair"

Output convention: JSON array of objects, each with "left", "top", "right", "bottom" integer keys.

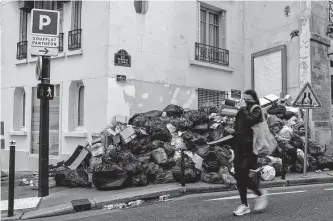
[{"left": 244, "top": 89, "right": 260, "bottom": 105}]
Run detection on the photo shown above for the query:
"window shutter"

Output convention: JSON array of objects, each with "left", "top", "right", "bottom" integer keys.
[{"left": 198, "top": 88, "right": 225, "bottom": 109}]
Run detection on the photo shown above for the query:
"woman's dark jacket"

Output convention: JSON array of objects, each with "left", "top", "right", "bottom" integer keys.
[{"left": 233, "top": 105, "right": 263, "bottom": 161}]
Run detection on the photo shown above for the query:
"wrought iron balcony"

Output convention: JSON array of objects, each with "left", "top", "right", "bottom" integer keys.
[
  {"left": 195, "top": 42, "right": 229, "bottom": 66},
  {"left": 16, "top": 41, "right": 28, "bottom": 60},
  {"left": 68, "top": 29, "right": 82, "bottom": 51},
  {"left": 59, "top": 33, "right": 64, "bottom": 52}
]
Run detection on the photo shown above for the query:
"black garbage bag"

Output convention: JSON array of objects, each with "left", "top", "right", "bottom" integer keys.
[
  {"left": 163, "top": 104, "right": 184, "bottom": 118},
  {"left": 163, "top": 142, "right": 175, "bottom": 157},
  {"left": 181, "top": 131, "right": 207, "bottom": 150},
  {"left": 103, "top": 145, "right": 122, "bottom": 164},
  {"left": 208, "top": 125, "right": 225, "bottom": 142},
  {"left": 307, "top": 155, "right": 318, "bottom": 171},
  {"left": 116, "top": 150, "right": 136, "bottom": 164},
  {"left": 201, "top": 171, "right": 223, "bottom": 184},
  {"left": 172, "top": 167, "right": 198, "bottom": 183},
  {"left": 149, "top": 123, "right": 172, "bottom": 142},
  {"left": 213, "top": 145, "right": 232, "bottom": 167},
  {"left": 92, "top": 164, "right": 128, "bottom": 190},
  {"left": 129, "top": 136, "right": 152, "bottom": 154},
  {"left": 160, "top": 157, "right": 176, "bottom": 170},
  {"left": 119, "top": 160, "right": 143, "bottom": 175},
  {"left": 257, "top": 156, "right": 270, "bottom": 167},
  {"left": 54, "top": 166, "right": 90, "bottom": 188},
  {"left": 151, "top": 140, "right": 164, "bottom": 149},
  {"left": 154, "top": 170, "right": 175, "bottom": 184},
  {"left": 202, "top": 160, "right": 220, "bottom": 173},
  {"left": 137, "top": 151, "right": 152, "bottom": 163},
  {"left": 128, "top": 110, "right": 163, "bottom": 126},
  {"left": 308, "top": 140, "right": 326, "bottom": 156},
  {"left": 199, "top": 106, "right": 218, "bottom": 115},
  {"left": 152, "top": 148, "right": 168, "bottom": 164},
  {"left": 175, "top": 154, "right": 195, "bottom": 169},
  {"left": 182, "top": 110, "right": 208, "bottom": 125},
  {"left": 289, "top": 135, "right": 304, "bottom": 150},
  {"left": 317, "top": 154, "right": 333, "bottom": 170},
  {"left": 177, "top": 117, "right": 194, "bottom": 130},
  {"left": 132, "top": 173, "right": 149, "bottom": 187},
  {"left": 142, "top": 162, "right": 163, "bottom": 182}
]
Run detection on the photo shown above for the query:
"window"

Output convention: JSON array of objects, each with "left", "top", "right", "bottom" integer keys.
[
  {"left": 331, "top": 75, "right": 333, "bottom": 104},
  {"left": 53, "top": 1, "right": 64, "bottom": 33},
  {"left": 78, "top": 86, "right": 84, "bottom": 126},
  {"left": 196, "top": 5, "right": 228, "bottom": 66},
  {"left": 68, "top": 81, "right": 84, "bottom": 130},
  {"left": 71, "top": 0, "right": 82, "bottom": 30},
  {"left": 17, "top": 9, "right": 28, "bottom": 60},
  {"left": 198, "top": 88, "right": 226, "bottom": 109},
  {"left": 19, "top": 10, "right": 28, "bottom": 42},
  {"left": 200, "top": 6, "right": 225, "bottom": 48},
  {"left": 13, "top": 87, "right": 26, "bottom": 130}
]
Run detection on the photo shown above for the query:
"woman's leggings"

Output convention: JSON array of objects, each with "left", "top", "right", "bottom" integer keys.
[{"left": 235, "top": 154, "right": 262, "bottom": 206}]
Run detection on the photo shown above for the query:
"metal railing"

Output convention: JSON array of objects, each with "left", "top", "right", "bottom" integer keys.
[
  {"left": 16, "top": 41, "right": 28, "bottom": 60},
  {"left": 68, "top": 29, "right": 82, "bottom": 51},
  {"left": 195, "top": 42, "right": 229, "bottom": 66},
  {"left": 59, "top": 33, "right": 64, "bottom": 52},
  {"left": 327, "top": 0, "right": 333, "bottom": 37}
]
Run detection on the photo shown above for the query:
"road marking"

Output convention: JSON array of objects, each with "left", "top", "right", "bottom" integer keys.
[
  {"left": 324, "top": 188, "right": 333, "bottom": 191},
  {"left": 204, "top": 190, "right": 307, "bottom": 201}
]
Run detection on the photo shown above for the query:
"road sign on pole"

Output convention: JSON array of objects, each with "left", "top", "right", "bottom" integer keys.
[
  {"left": 293, "top": 82, "right": 322, "bottom": 178},
  {"left": 29, "top": 9, "right": 60, "bottom": 57}
]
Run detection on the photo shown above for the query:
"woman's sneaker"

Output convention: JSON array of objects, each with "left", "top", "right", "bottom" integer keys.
[
  {"left": 254, "top": 189, "right": 268, "bottom": 211},
  {"left": 233, "top": 204, "right": 251, "bottom": 216}
]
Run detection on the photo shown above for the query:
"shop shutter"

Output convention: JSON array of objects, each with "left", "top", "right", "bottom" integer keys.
[{"left": 197, "top": 88, "right": 226, "bottom": 109}]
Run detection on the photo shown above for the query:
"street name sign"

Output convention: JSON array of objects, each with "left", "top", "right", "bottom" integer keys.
[
  {"left": 293, "top": 82, "right": 322, "bottom": 109},
  {"left": 29, "top": 9, "right": 60, "bottom": 57}
]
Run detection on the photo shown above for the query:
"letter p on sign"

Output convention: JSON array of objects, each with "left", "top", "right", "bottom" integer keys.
[{"left": 31, "top": 9, "right": 59, "bottom": 37}]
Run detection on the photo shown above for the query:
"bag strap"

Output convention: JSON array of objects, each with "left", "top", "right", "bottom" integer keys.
[{"left": 250, "top": 104, "right": 265, "bottom": 121}]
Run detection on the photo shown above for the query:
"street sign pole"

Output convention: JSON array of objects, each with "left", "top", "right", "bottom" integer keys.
[
  {"left": 302, "top": 109, "right": 309, "bottom": 178},
  {"left": 38, "top": 1, "right": 53, "bottom": 197},
  {"left": 38, "top": 56, "right": 50, "bottom": 197}
]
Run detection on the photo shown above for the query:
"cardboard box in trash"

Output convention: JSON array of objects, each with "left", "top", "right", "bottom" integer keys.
[
  {"left": 119, "top": 126, "right": 137, "bottom": 145},
  {"left": 30, "top": 177, "right": 56, "bottom": 190}
]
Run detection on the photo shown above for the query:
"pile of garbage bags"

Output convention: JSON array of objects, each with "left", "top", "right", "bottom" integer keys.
[{"left": 49, "top": 102, "right": 333, "bottom": 190}]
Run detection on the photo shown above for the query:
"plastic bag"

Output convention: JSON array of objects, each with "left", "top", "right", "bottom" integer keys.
[
  {"left": 137, "top": 151, "right": 152, "bottom": 163},
  {"left": 208, "top": 125, "right": 225, "bottom": 142},
  {"left": 308, "top": 140, "right": 326, "bottom": 156},
  {"left": 142, "top": 162, "right": 163, "bottom": 182},
  {"left": 317, "top": 154, "right": 333, "bottom": 170},
  {"left": 201, "top": 171, "right": 223, "bottom": 184},
  {"left": 152, "top": 148, "right": 168, "bottom": 164},
  {"left": 276, "top": 125, "right": 293, "bottom": 142},
  {"left": 260, "top": 165, "right": 276, "bottom": 181},
  {"left": 266, "top": 156, "right": 282, "bottom": 174},
  {"left": 54, "top": 167, "right": 90, "bottom": 188},
  {"left": 181, "top": 131, "right": 207, "bottom": 150},
  {"left": 90, "top": 143, "right": 105, "bottom": 157},
  {"left": 92, "top": 164, "right": 128, "bottom": 190},
  {"left": 154, "top": 170, "right": 175, "bottom": 184},
  {"left": 149, "top": 123, "right": 172, "bottom": 142},
  {"left": 132, "top": 173, "right": 149, "bottom": 187},
  {"left": 182, "top": 110, "right": 207, "bottom": 125},
  {"left": 218, "top": 166, "right": 237, "bottom": 185},
  {"left": 163, "top": 104, "right": 184, "bottom": 118},
  {"left": 172, "top": 167, "right": 198, "bottom": 183},
  {"left": 163, "top": 142, "right": 175, "bottom": 157},
  {"left": 251, "top": 106, "right": 277, "bottom": 155},
  {"left": 129, "top": 136, "right": 152, "bottom": 154}
]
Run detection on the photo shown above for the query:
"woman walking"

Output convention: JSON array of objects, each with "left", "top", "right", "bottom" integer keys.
[{"left": 232, "top": 89, "right": 268, "bottom": 216}]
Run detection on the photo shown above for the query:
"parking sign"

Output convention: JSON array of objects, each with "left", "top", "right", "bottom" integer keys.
[{"left": 29, "top": 9, "right": 60, "bottom": 56}]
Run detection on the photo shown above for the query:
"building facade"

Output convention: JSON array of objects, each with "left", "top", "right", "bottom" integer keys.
[{"left": 1, "top": 0, "right": 332, "bottom": 171}]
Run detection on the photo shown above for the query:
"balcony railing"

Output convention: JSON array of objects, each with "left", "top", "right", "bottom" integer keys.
[
  {"left": 16, "top": 41, "right": 28, "bottom": 60},
  {"left": 68, "top": 29, "right": 82, "bottom": 51},
  {"left": 195, "top": 42, "right": 229, "bottom": 66},
  {"left": 59, "top": 33, "right": 64, "bottom": 52}
]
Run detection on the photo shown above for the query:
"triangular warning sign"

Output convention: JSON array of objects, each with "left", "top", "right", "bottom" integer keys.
[{"left": 293, "top": 82, "right": 322, "bottom": 108}]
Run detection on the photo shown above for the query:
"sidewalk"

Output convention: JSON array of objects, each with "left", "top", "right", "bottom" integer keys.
[{"left": 1, "top": 171, "right": 333, "bottom": 220}]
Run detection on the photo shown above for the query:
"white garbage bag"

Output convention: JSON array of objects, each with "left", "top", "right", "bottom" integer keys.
[{"left": 260, "top": 165, "right": 276, "bottom": 181}]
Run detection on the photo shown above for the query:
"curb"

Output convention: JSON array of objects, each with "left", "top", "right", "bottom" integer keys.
[{"left": 19, "top": 176, "right": 333, "bottom": 220}]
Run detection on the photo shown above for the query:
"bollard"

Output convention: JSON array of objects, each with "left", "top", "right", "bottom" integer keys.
[
  {"left": 8, "top": 140, "right": 16, "bottom": 217},
  {"left": 281, "top": 154, "right": 286, "bottom": 180},
  {"left": 180, "top": 149, "right": 185, "bottom": 187}
]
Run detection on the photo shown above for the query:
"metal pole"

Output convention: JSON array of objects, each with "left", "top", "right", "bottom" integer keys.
[
  {"left": 180, "top": 150, "right": 185, "bottom": 187},
  {"left": 281, "top": 155, "right": 286, "bottom": 180},
  {"left": 302, "top": 109, "right": 309, "bottom": 178},
  {"left": 8, "top": 140, "right": 16, "bottom": 217},
  {"left": 38, "top": 56, "right": 51, "bottom": 197}
]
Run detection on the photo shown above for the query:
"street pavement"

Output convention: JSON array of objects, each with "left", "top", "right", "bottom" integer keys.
[{"left": 27, "top": 183, "right": 333, "bottom": 221}]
